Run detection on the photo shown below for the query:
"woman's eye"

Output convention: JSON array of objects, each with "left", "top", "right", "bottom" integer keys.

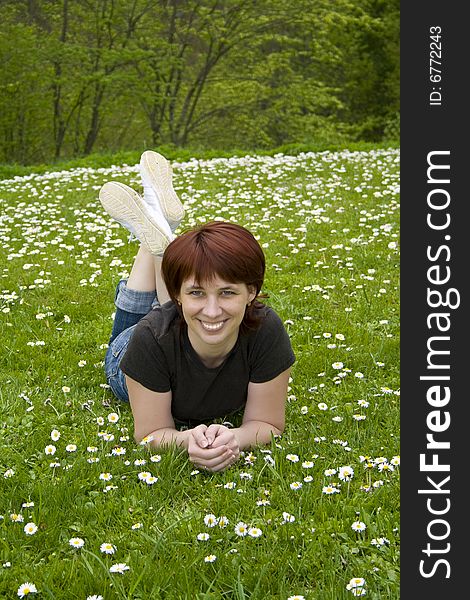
[
  {"left": 190, "top": 290, "right": 203, "bottom": 297},
  {"left": 221, "top": 290, "right": 235, "bottom": 296}
]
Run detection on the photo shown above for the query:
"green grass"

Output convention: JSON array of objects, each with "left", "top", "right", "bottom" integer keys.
[{"left": 0, "top": 148, "right": 400, "bottom": 599}]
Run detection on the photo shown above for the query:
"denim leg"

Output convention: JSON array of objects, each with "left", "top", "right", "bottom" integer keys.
[
  {"left": 105, "top": 280, "right": 160, "bottom": 402},
  {"left": 108, "top": 279, "right": 158, "bottom": 344}
]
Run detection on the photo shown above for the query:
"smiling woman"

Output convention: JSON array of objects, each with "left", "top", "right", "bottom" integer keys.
[{"left": 100, "top": 151, "right": 295, "bottom": 473}]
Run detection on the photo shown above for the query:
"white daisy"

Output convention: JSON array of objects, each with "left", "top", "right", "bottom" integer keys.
[
  {"left": 234, "top": 521, "right": 248, "bottom": 536},
  {"left": 109, "top": 562, "right": 130, "bottom": 574},
  {"left": 17, "top": 582, "right": 38, "bottom": 598},
  {"left": 24, "top": 522, "right": 38, "bottom": 535}
]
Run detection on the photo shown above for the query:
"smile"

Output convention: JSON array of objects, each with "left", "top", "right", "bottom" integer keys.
[{"left": 200, "top": 320, "right": 226, "bottom": 331}]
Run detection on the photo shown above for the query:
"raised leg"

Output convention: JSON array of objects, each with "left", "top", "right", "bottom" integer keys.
[{"left": 127, "top": 245, "right": 170, "bottom": 305}]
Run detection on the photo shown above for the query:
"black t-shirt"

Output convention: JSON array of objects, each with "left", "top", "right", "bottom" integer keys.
[{"left": 119, "top": 302, "right": 295, "bottom": 424}]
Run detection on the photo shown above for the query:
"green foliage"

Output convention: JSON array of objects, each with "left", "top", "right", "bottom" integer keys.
[{"left": 0, "top": 0, "right": 399, "bottom": 165}]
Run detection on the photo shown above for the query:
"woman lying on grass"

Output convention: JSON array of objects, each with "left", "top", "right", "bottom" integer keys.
[{"left": 99, "top": 151, "right": 295, "bottom": 473}]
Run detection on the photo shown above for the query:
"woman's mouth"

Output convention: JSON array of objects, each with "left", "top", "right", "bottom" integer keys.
[{"left": 200, "top": 320, "right": 226, "bottom": 332}]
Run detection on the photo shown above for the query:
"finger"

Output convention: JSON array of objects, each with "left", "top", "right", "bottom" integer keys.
[
  {"left": 209, "top": 453, "right": 238, "bottom": 473},
  {"left": 188, "top": 444, "right": 230, "bottom": 466},
  {"left": 197, "top": 447, "right": 235, "bottom": 470},
  {"left": 191, "top": 425, "right": 209, "bottom": 448},
  {"left": 209, "top": 433, "right": 229, "bottom": 448},
  {"left": 205, "top": 424, "right": 222, "bottom": 446}
]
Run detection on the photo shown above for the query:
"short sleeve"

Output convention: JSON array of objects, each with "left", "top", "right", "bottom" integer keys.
[
  {"left": 248, "top": 309, "right": 295, "bottom": 383},
  {"left": 119, "top": 319, "right": 171, "bottom": 392}
]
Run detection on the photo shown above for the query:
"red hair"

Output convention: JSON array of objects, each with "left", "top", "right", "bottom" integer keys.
[{"left": 162, "top": 221, "right": 266, "bottom": 329}]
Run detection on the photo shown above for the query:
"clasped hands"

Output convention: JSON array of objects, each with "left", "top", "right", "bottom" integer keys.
[{"left": 188, "top": 423, "right": 240, "bottom": 473}]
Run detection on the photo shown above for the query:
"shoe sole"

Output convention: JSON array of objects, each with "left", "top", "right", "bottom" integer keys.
[
  {"left": 140, "top": 151, "right": 185, "bottom": 229},
  {"left": 99, "top": 182, "right": 171, "bottom": 256}
]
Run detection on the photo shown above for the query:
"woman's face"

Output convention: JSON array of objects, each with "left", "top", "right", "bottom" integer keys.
[{"left": 177, "top": 275, "right": 256, "bottom": 357}]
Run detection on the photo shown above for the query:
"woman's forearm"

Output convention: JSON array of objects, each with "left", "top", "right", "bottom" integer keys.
[
  {"left": 140, "top": 427, "right": 191, "bottom": 450},
  {"left": 232, "top": 420, "right": 283, "bottom": 450}
]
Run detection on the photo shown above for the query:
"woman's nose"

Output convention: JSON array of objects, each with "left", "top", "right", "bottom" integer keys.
[{"left": 202, "top": 295, "right": 223, "bottom": 317}]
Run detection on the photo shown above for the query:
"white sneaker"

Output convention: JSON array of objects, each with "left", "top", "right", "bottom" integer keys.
[
  {"left": 139, "top": 150, "right": 185, "bottom": 232},
  {"left": 99, "top": 181, "right": 173, "bottom": 256}
]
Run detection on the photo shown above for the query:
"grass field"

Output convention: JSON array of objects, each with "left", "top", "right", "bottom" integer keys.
[{"left": 0, "top": 148, "right": 400, "bottom": 599}]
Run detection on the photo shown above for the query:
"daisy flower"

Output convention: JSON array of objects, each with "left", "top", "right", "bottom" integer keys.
[
  {"left": 290, "top": 481, "right": 302, "bottom": 490},
  {"left": 322, "top": 485, "right": 338, "bottom": 495},
  {"left": 234, "top": 522, "right": 248, "bottom": 536},
  {"left": 197, "top": 533, "right": 210, "bottom": 541},
  {"left": 99, "top": 472, "right": 112, "bottom": 481},
  {"left": 332, "top": 362, "right": 344, "bottom": 369},
  {"left": 256, "top": 499, "right": 270, "bottom": 506},
  {"left": 131, "top": 522, "right": 143, "bottom": 530},
  {"left": 24, "top": 522, "right": 38, "bottom": 535},
  {"left": 351, "top": 521, "right": 367, "bottom": 532},
  {"left": 302, "top": 461, "right": 314, "bottom": 468},
  {"left": 100, "top": 542, "right": 116, "bottom": 554},
  {"left": 86, "top": 596, "right": 104, "bottom": 600},
  {"left": 109, "top": 563, "right": 130, "bottom": 574},
  {"left": 203, "top": 513, "right": 218, "bottom": 528},
  {"left": 107, "top": 412, "right": 119, "bottom": 423},
  {"left": 286, "top": 454, "right": 299, "bottom": 463},
  {"left": 44, "top": 445, "right": 56, "bottom": 455},
  {"left": 150, "top": 454, "right": 162, "bottom": 463},
  {"left": 378, "top": 462, "right": 394, "bottom": 473},
  {"left": 318, "top": 402, "right": 328, "bottom": 411},
  {"left": 244, "top": 452, "right": 257, "bottom": 464},
  {"left": 17, "top": 582, "right": 37, "bottom": 597},
  {"left": 69, "top": 537, "right": 85, "bottom": 548},
  {"left": 111, "top": 446, "right": 126, "bottom": 456},
  {"left": 143, "top": 475, "right": 158, "bottom": 485},
  {"left": 218, "top": 516, "right": 229, "bottom": 528},
  {"left": 248, "top": 527, "right": 263, "bottom": 538},
  {"left": 50, "top": 429, "right": 61, "bottom": 441},
  {"left": 338, "top": 466, "right": 354, "bottom": 481},
  {"left": 371, "top": 537, "right": 390, "bottom": 547},
  {"left": 10, "top": 513, "right": 24, "bottom": 522},
  {"left": 282, "top": 512, "right": 295, "bottom": 523},
  {"left": 346, "top": 578, "right": 367, "bottom": 596},
  {"left": 288, "top": 596, "right": 306, "bottom": 600},
  {"left": 65, "top": 444, "right": 77, "bottom": 452},
  {"left": 204, "top": 554, "right": 217, "bottom": 563}
]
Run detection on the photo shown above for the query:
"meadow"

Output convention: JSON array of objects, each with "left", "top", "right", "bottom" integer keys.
[{"left": 0, "top": 148, "right": 400, "bottom": 599}]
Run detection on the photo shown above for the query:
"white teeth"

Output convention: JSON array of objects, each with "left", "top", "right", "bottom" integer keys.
[{"left": 201, "top": 321, "right": 224, "bottom": 331}]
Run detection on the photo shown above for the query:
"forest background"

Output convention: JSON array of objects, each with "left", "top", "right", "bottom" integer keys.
[{"left": 0, "top": 0, "right": 399, "bottom": 168}]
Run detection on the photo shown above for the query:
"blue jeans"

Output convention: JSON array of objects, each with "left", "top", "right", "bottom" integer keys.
[{"left": 104, "top": 280, "right": 159, "bottom": 402}]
